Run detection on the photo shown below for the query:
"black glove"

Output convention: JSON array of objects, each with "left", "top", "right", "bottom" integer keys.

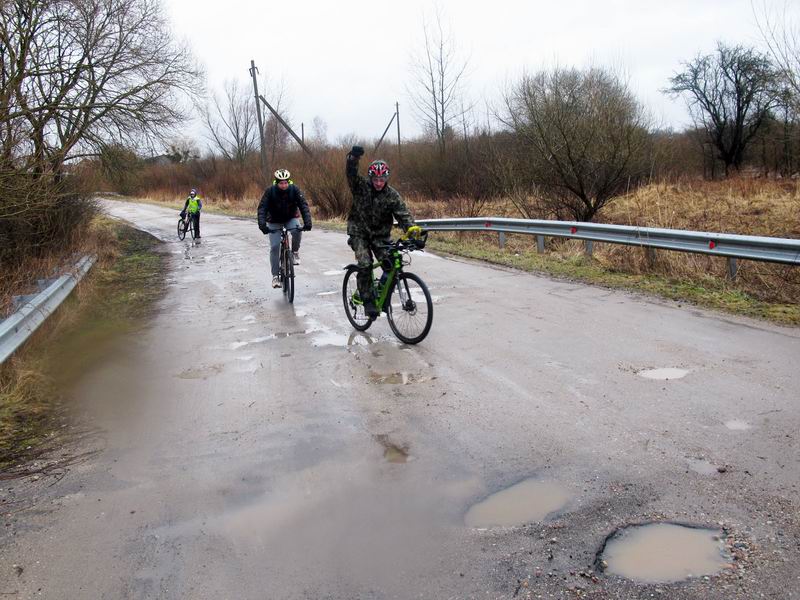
[
  {"left": 180, "top": 211, "right": 186, "bottom": 218},
  {"left": 350, "top": 145, "right": 364, "bottom": 158},
  {"left": 302, "top": 222, "right": 312, "bottom": 231},
  {"left": 258, "top": 225, "right": 268, "bottom": 234}
]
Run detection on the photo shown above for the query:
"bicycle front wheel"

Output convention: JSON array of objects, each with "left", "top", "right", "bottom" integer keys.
[
  {"left": 177, "top": 219, "right": 186, "bottom": 240},
  {"left": 386, "top": 272, "right": 433, "bottom": 344},
  {"left": 342, "top": 266, "right": 372, "bottom": 331},
  {"left": 282, "top": 243, "right": 295, "bottom": 303},
  {"left": 189, "top": 216, "right": 197, "bottom": 239}
]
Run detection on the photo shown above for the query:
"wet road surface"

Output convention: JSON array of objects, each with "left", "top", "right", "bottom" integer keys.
[{"left": 1, "top": 200, "right": 798, "bottom": 599}]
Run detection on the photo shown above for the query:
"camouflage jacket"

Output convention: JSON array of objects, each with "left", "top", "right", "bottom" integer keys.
[{"left": 346, "top": 154, "right": 413, "bottom": 239}]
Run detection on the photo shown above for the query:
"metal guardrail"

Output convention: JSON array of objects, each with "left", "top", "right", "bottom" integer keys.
[
  {"left": 0, "top": 255, "right": 96, "bottom": 364},
  {"left": 415, "top": 217, "right": 800, "bottom": 277}
]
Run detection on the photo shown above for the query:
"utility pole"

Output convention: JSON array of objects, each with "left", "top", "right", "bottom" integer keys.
[
  {"left": 258, "top": 95, "right": 315, "bottom": 158},
  {"left": 374, "top": 110, "right": 397, "bottom": 154},
  {"left": 301, "top": 122, "right": 305, "bottom": 145},
  {"left": 249, "top": 60, "right": 268, "bottom": 180},
  {"left": 395, "top": 101, "right": 401, "bottom": 162}
]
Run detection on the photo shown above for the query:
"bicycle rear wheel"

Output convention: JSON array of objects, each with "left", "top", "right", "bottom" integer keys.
[
  {"left": 177, "top": 218, "right": 186, "bottom": 240},
  {"left": 386, "top": 272, "right": 433, "bottom": 344},
  {"left": 282, "top": 241, "right": 295, "bottom": 303},
  {"left": 342, "top": 266, "right": 372, "bottom": 331}
]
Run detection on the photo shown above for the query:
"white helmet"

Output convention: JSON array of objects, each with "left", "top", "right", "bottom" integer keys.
[{"left": 274, "top": 168, "right": 291, "bottom": 182}]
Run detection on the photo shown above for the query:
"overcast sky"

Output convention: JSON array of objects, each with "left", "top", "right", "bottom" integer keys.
[{"left": 163, "top": 0, "right": 793, "bottom": 147}]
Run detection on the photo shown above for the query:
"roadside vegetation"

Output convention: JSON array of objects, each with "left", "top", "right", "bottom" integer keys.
[{"left": 0, "top": 221, "right": 165, "bottom": 470}]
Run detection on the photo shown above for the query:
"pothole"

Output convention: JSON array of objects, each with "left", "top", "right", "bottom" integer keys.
[
  {"left": 598, "top": 523, "right": 730, "bottom": 583},
  {"left": 686, "top": 458, "right": 719, "bottom": 476},
  {"left": 374, "top": 435, "right": 411, "bottom": 464},
  {"left": 464, "top": 479, "right": 571, "bottom": 528},
  {"left": 637, "top": 368, "right": 690, "bottom": 380},
  {"left": 369, "top": 371, "right": 432, "bottom": 385},
  {"left": 176, "top": 364, "right": 224, "bottom": 380}
]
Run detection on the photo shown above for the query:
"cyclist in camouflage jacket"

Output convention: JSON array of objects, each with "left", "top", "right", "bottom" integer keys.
[{"left": 346, "top": 146, "right": 415, "bottom": 319}]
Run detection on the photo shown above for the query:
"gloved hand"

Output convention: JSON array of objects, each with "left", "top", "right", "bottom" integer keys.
[
  {"left": 349, "top": 145, "right": 364, "bottom": 158},
  {"left": 180, "top": 211, "right": 186, "bottom": 218},
  {"left": 302, "top": 222, "right": 312, "bottom": 231},
  {"left": 258, "top": 225, "right": 268, "bottom": 234}
]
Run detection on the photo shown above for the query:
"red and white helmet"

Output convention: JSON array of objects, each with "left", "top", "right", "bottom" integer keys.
[{"left": 367, "top": 160, "right": 390, "bottom": 179}]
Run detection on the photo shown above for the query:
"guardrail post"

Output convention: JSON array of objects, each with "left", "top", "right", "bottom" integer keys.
[
  {"left": 645, "top": 247, "right": 656, "bottom": 266},
  {"left": 536, "top": 235, "right": 545, "bottom": 253},
  {"left": 498, "top": 231, "right": 506, "bottom": 249},
  {"left": 727, "top": 257, "right": 738, "bottom": 280},
  {"left": 584, "top": 240, "right": 593, "bottom": 257}
]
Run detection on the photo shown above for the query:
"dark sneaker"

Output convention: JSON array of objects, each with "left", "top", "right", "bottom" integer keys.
[{"left": 364, "top": 301, "right": 380, "bottom": 320}]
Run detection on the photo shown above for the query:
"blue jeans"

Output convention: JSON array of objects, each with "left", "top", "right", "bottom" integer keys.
[{"left": 267, "top": 218, "right": 301, "bottom": 276}]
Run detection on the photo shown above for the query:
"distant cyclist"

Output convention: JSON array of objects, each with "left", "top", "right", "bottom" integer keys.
[
  {"left": 345, "top": 146, "right": 415, "bottom": 319},
  {"left": 257, "top": 169, "right": 312, "bottom": 289},
  {"left": 180, "top": 188, "right": 203, "bottom": 239}
]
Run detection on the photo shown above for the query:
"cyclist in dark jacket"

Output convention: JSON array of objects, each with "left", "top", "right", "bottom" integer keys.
[
  {"left": 257, "top": 169, "right": 312, "bottom": 288},
  {"left": 346, "top": 146, "right": 414, "bottom": 318}
]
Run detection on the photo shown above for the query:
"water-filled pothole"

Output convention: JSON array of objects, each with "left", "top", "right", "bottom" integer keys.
[
  {"left": 464, "top": 479, "right": 571, "bottom": 528},
  {"left": 637, "top": 368, "right": 690, "bottom": 380},
  {"left": 686, "top": 458, "right": 719, "bottom": 476},
  {"left": 598, "top": 523, "right": 730, "bottom": 583},
  {"left": 374, "top": 435, "right": 410, "bottom": 463}
]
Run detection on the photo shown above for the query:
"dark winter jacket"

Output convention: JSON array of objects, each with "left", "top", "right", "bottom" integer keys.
[
  {"left": 257, "top": 184, "right": 312, "bottom": 230},
  {"left": 345, "top": 155, "right": 413, "bottom": 239}
]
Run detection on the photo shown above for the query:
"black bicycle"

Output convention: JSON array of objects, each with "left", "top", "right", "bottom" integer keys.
[
  {"left": 177, "top": 214, "right": 195, "bottom": 240},
  {"left": 342, "top": 228, "right": 433, "bottom": 344},
  {"left": 278, "top": 225, "right": 299, "bottom": 303}
]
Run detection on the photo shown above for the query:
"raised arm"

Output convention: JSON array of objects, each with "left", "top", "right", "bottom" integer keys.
[{"left": 346, "top": 145, "right": 365, "bottom": 193}]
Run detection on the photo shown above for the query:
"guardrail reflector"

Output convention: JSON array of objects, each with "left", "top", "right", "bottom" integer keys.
[
  {"left": 570, "top": 226, "right": 577, "bottom": 234},
  {"left": 709, "top": 241, "right": 716, "bottom": 249}
]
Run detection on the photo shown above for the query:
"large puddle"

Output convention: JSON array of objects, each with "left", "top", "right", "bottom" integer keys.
[
  {"left": 464, "top": 479, "right": 570, "bottom": 528},
  {"left": 600, "top": 523, "right": 730, "bottom": 583}
]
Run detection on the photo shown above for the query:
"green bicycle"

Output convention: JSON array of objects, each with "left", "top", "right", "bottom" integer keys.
[{"left": 342, "top": 228, "right": 433, "bottom": 344}]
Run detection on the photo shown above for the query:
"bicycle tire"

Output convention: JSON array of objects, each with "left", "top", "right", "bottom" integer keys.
[
  {"left": 342, "top": 266, "right": 372, "bottom": 331},
  {"left": 386, "top": 272, "right": 433, "bottom": 344},
  {"left": 281, "top": 238, "right": 294, "bottom": 303},
  {"left": 177, "top": 218, "right": 186, "bottom": 240}
]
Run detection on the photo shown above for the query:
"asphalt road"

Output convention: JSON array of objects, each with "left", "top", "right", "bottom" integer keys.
[{"left": 1, "top": 200, "right": 798, "bottom": 599}]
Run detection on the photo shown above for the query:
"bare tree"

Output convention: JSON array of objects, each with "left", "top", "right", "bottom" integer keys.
[
  {"left": 201, "top": 79, "right": 258, "bottom": 164},
  {"left": 754, "top": 1, "right": 800, "bottom": 102},
  {"left": 667, "top": 43, "right": 779, "bottom": 175},
  {"left": 500, "top": 67, "right": 653, "bottom": 222},
  {"left": 0, "top": 0, "right": 201, "bottom": 175},
  {"left": 408, "top": 8, "right": 469, "bottom": 156},
  {"left": 0, "top": 0, "right": 200, "bottom": 269}
]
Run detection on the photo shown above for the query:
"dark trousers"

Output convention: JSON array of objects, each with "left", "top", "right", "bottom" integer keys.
[
  {"left": 191, "top": 212, "right": 200, "bottom": 237},
  {"left": 349, "top": 236, "right": 391, "bottom": 303}
]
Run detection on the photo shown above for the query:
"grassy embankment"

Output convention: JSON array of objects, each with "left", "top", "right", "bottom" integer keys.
[
  {"left": 120, "top": 179, "right": 800, "bottom": 325},
  {"left": 0, "top": 219, "right": 166, "bottom": 469}
]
